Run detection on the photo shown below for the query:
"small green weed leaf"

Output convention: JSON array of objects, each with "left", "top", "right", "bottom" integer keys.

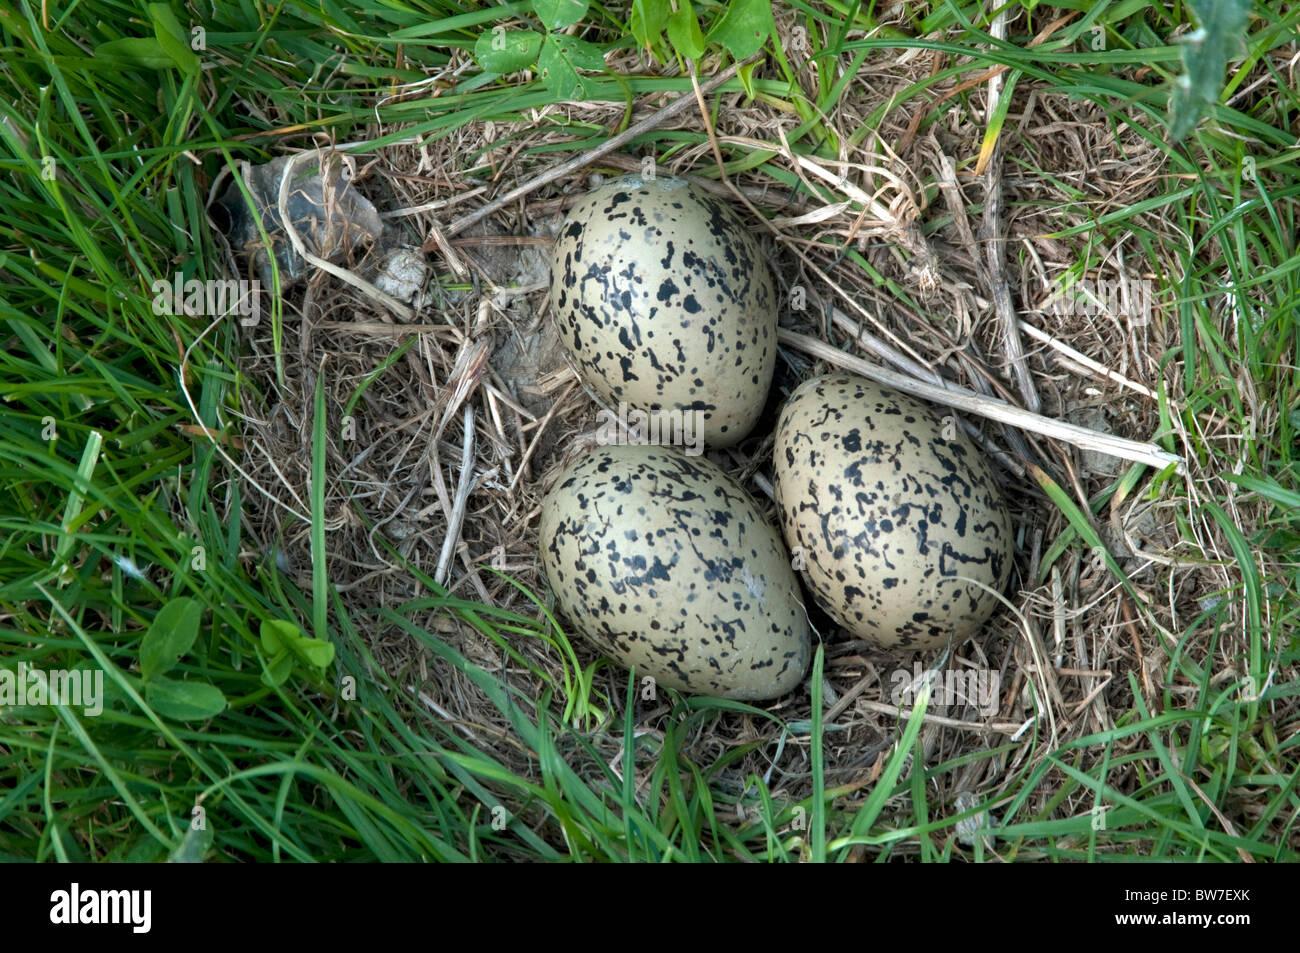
[
  {"left": 260, "top": 618, "right": 336, "bottom": 671},
  {"left": 1168, "top": 0, "right": 1251, "bottom": 141},
  {"left": 262, "top": 651, "right": 294, "bottom": 688},
  {"left": 295, "top": 638, "right": 335, "bottom": 669},
  {"left": 147, "top": 2, "right": 200, "bottom": 75},
  {"left": 553, "top": 34, "right": 605, "bottom": 70},
  {"left": 140, "top": 597, "right": 203, "bottom": 681},
  {"left": 534, "top": 0, "right": 589, "bottom": 30},
  {"left": 737, "top": 58, "right": 759, "bottom": 98},
  {"left": 145, "top": 675, "right": 227, "bottom": 721},
  {"left": 473, "top": 27, "right": 544, "bottom": 73},
  {"left": 1122, "top": 19, "right": 1161, "bottom": 51},
  {"left": 666, "top": 2, "right": 705, "bottom": 60},
  {"left": 123, "top": 837, "right": 165, "bottom": 862},
  {"left": 93, "top": 37, "right": 175, "bottom": 70},
  {"left": 630, "top": 0, "right": 670, "bottom": 51},
  {"left": 260, "top": 618, "right": 297, "bottom": 654},
  {"left": 167, "top": 823, "right": 214, "bottom": 863},
  {"left": 538, "top": 34, "right": 605, "bottom": 99},
  {"left": 705, "top": 0, "right": 772, "bottom": 60}
]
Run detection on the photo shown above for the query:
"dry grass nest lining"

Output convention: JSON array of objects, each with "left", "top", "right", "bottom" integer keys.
[{"left": 218, "top": 51, "right": 1261, "bottom": 836}]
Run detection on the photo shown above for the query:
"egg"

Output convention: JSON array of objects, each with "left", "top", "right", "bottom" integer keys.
[
  {"left": 773, "top": 373, "right": 1013, "bottom": 651},
  {"left": 538, "top": 444, "right": 810, "bottom": 700},
  {"left": 549, "top": 174, "right": 777, "bottom": 448}
]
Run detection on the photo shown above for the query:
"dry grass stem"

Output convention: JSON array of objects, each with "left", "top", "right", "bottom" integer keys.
[
  {"left": 778, "top": 329, "right": 1182, "bottom": 471},
  {"left": 436, "top": 405, "right": 478, "bottom": 587},
  {"left": 1018, "top": 319, "right": 1163, "bottom": 403},
  {"left": 275, "top": 151, "right": 415, "bottom": 320}
]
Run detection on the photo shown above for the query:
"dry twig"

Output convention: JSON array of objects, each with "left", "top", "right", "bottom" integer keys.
[
  {"left": 977, "top": 9, "right": 1039, "bottom": 413},
  {"left": 779, "top": 328, "right": 1183, "bottom": 472}
]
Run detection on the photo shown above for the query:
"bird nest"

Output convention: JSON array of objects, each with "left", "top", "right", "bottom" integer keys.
[{"left": 211, "top": 27, "right": 1272, "bottom": 858}]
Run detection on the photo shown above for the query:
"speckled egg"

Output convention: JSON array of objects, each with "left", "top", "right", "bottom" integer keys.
[
  {"left": 549, "top": 174, "right": 777, "bottom": 447},
  {"left": 539, "top": 444, "right": 810, "bottom": 700},
  {"left": 773, "top": 374, "right": 1013, "bottom": 651}
]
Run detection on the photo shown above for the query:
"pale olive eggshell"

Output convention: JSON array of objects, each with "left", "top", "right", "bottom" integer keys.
[
  {"left": 773, "top": 374, "right": 1013, "bottom": 650},
  {"left": 549, "top": 175, "right": 777, "bottom": 448},
  {"left": 539, "top": 444, "right": 810, "bottom": 700}
]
